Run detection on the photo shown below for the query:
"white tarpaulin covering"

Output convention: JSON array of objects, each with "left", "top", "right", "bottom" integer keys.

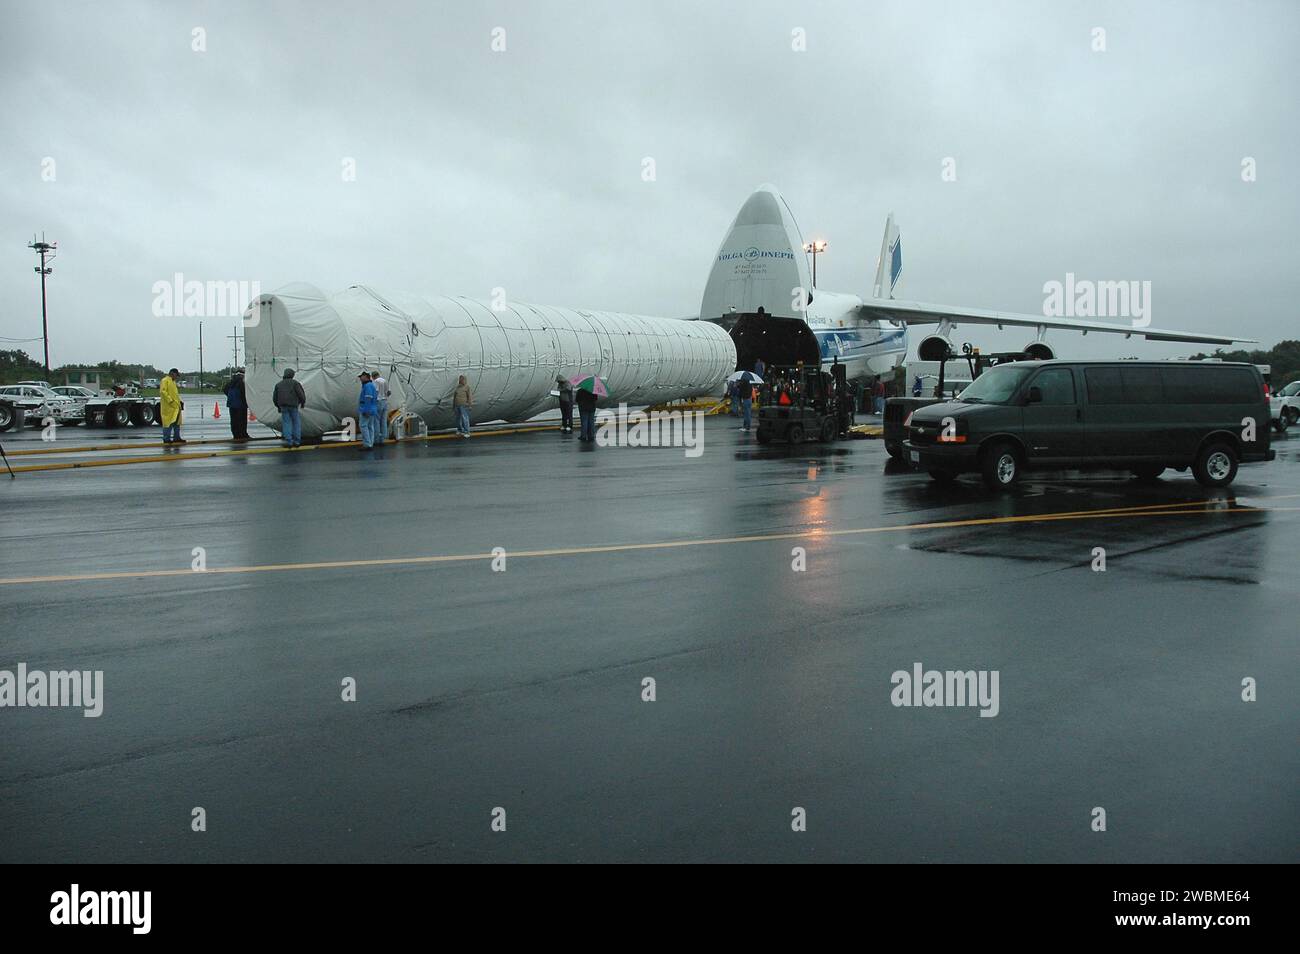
[{"left": 243, "top": 284, "right": 735, "bottom": 439}]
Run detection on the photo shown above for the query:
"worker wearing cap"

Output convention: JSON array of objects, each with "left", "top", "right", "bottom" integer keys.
[
  {"left": 273, "top": 368, "right": 306, "bottom": 447},
  {"left": 225, "top": 368, "right": 249, "bottom": 442},
  {"left": 372, "top": 369, "right": 390, "bottom": 443},
  {"left": 357, "top": 372, "right": 379, "bottom": 449},
  {"left": 160, "top": 368, "right": 184, "bottom": 444}
]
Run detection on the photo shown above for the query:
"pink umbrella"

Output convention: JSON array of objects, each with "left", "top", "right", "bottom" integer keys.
[{"left": 570, "top": 373, "right": 608, "bottom": 398}]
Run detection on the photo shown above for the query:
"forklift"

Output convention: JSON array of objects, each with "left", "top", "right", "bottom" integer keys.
[
  {"left": 755, "top": 358, "right": 855, "bottom": 444},
  {"left": 882, "top": 343, "right": 1031, "bottom": 460}
]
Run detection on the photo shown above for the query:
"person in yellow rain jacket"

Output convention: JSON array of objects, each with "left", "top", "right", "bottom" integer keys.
[{"left": 160, "top": 368, "right": 185, "bottom": 444}]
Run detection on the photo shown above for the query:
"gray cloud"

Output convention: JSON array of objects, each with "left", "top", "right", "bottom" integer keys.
[{"left": 2, "top": 0, "right": 1295, "bottom": 368}]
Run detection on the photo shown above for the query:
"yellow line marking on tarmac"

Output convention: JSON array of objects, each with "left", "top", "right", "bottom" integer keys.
[
  {"left": 5, "top": 424, "right": 565, "bottom": 473},
  {"left": 0, "top": 498, "right": 1276, "bottom": 587},
  {"left": 5, "top": 436, "right": 280, "bottom": 456}
]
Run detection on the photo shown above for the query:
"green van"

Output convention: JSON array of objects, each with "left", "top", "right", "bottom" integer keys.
[{"left": 904, "top": 360, "right": 1274, "bottom": 490}]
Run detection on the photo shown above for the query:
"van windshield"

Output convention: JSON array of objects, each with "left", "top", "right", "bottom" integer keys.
[{"left": 956, "top": 365, "right": 1033, "bottom": 404}]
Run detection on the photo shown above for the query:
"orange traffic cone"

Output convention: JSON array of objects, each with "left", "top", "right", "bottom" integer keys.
[{"left": 214, "top": 403, "right": 221, "bottom": 419}]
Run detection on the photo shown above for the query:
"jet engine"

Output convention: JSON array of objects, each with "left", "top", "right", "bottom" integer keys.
[{"left": 917, "top": 334, "right": 954, "bottom": 362}]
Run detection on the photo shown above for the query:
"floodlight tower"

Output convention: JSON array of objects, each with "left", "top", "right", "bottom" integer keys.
[
  {"left": 27, "top": 234, "right": 58, "bottom": 377},
  {"left": 802, "top": 239, "right": 827, "bottom": 288}
]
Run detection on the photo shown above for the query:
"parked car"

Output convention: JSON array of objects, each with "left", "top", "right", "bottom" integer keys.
[
  {"left": 905, "top": 360, "right": 1274, "bottom": 490},
  {"left": 0, "top": 384, "right": 84, "bottom": 427},
  {"left": 51, "top": 385, "right": 98, "bottom": 402},
  {"left": 1270, "top": 380, "right": 1299, "bottom": 431}
]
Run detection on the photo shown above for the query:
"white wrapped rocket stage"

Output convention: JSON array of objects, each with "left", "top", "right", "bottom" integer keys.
[{"left": 243, "top": 284, "right": 735, "bottom": 440}]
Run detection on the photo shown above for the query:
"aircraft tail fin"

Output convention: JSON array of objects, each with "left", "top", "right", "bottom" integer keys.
[{"left": 872, "top": 213, "right": 902, "bottom": 300}]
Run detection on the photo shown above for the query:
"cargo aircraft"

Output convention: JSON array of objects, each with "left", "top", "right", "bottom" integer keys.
[{"left": 699, "top": 184, "right": 1255, "bottom": 381}]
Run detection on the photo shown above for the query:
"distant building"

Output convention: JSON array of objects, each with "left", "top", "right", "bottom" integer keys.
[{"left": 62, "top": 368, "right": 108, "bottom": 390}]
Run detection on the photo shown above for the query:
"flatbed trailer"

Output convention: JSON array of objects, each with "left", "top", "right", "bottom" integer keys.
[{"left": 83, "top": 386, "right": 161, "bottom": 428}]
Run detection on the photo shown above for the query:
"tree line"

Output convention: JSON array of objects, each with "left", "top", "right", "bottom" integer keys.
[
  {"left": 1186, "top": 340, "right": 1299, "bottom": 388},
  {"left": 0, "top": 349, "right": 237, "bottom": 389}
]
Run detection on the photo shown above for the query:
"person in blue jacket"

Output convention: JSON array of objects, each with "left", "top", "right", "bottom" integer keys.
[
  {"left": 224, "top": 368, "right": 249, "bottom": 441},
  {"left": 357, "top": 372, "right": 379, "bottom": 449}
]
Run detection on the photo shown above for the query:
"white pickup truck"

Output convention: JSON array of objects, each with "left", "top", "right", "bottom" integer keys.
[{"left": 1272, "top": 380, "right": 1300, "bottom": 432}]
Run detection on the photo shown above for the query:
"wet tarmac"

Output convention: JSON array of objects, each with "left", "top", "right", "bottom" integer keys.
[{"left": 1, "top": 415, "right": 1296, "bottom": 862}]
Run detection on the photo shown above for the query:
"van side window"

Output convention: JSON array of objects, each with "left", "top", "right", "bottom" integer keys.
[
  {"left": 1032, "top": 368, "right": 1075, "bottom": 405},
  {"left": 1160, "top": 367, "right": 1258, "bottom": 404},
  {"left": 1207, "top": 368, "right": 1257, "bottom": 403},
  {"left": 1159, "top": 368, "right": 1202, "bottom": 403},
  {"left": 1085, "top": 367, "right": 1124, "bottom": 404},
  {"left": 1120, "top": 367, "right": 1163, "bottom": 403}
]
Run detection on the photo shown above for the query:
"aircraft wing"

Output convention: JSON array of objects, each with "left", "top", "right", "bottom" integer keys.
[{"left": 854, "top": 298, "right": 1255, "bottom": 346}]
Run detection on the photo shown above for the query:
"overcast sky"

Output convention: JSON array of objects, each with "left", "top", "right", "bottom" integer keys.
[{"left": 2, "top": 0, "right": 1296, "bottom": 370}]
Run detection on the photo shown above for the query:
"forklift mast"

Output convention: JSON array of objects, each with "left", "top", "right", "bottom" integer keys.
[{"left": 934, "top": 343, "right": 1032, "bottom": 398}]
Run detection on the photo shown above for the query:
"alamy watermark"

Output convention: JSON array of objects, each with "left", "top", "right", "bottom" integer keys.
[
  {"left": 151, "top": 273, "right": 261, "bottom": 319},
  {"left": 1043, "top": 272, "right": 1151, "bottom": 327},
  {"left": 595, "top": 404, "right": 704, "bottom": 458},
  {"left": 50, "top": 885, "right": 150, "bottom": 934},
  {"left": 1, "top": 663, "right": 103, "bottom": 717},
  {"left": 891, "top": 662, "right": 999, "bottom": 717}
]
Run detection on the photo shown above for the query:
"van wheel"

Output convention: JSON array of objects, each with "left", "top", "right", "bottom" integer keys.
[
  {"left": 786, "top": 423, "right": 804, "bottom": 444},
  {"left": 982, "top": 442, "right": 1020, "bottom": 491},
  {"left": 1131, "top": 466, "right": 1164, "bottom": 481},
  {"left": 1193, "top": 442, "right": 1238, "bottom": 488},
  {"left": 928, "top": 469, "right": 956, "bottom": 484},
  {"left": 0, "top": 405, "right": 14, "bottom": 432},
  {"left": 1286, "top": 407, "right": 1299, "bottom": 426}
]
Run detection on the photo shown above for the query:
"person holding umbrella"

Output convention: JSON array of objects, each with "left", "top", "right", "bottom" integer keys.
[
  {"left": 572, "top": 373, "right": 606, "bottom": 442},
  {"left": 729, "top": 368, "right": 761, "bottom": 432}
]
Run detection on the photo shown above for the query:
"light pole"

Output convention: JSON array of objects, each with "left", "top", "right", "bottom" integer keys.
[
  {"left": 227, "top": 324, "right": 244, "bottom": 370},
  {"left": 27, "top": 235, "right": 57, "bottom": 377},
  {"left": 802, "top": 239, "right": 827, "bottom": 288}
]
